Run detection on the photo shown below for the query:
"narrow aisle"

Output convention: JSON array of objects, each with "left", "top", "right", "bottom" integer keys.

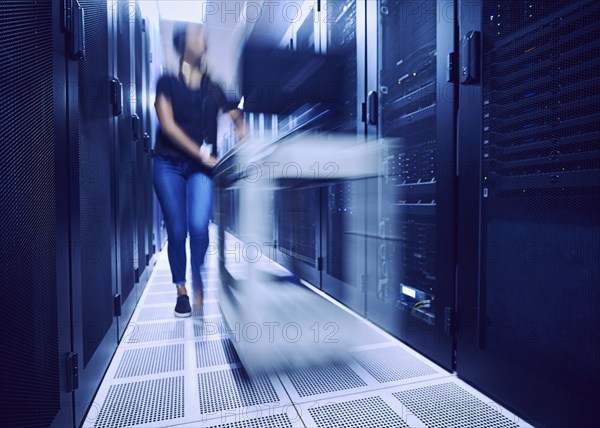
[{"left": 83, "top": 239, "right": 532, "bottom": 428}]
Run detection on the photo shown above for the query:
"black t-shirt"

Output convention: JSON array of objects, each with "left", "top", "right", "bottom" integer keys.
[{"left": 154, "top": 73, "right": 236, "bottom": 160}]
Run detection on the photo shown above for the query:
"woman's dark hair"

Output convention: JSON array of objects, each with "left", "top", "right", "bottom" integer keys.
[
  {"left": 172, "top": 24, "right": 187, "bottom": 56},
  {"left": 173, "top": 23, "right": 207, "bottom": 57}
]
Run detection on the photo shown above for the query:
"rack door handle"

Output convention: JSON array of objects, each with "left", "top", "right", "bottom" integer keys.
[
  {"left": 110, "top": 78, "right": 123, "bottom": 116},
  {"left": 367, "top": 90, "right": 378, "bottom": 125},
  {"left": 460, "top": 31, "right": 481, "bottom": 84}
]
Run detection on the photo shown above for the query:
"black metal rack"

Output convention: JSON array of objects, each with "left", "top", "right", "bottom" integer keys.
[
  {"left": 378, "top": 1, "right": 438, "bottom": 324},
  {"left": 366, "top": 0, "right": 456, "bottom": 372},
  {"left": 483, "top": 1, "right": 600, "bottom": 196},
  {"left": 324, "top": 0, "right": 357, "bottom": 133},
  {"left": 457, "top": 1, "right": 600, "bottom": 426},
  {"left": 278, "top": 187, "right": 320, "bottom": 267}
]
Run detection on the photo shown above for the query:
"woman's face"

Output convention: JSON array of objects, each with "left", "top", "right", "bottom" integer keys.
[{"left": 184, "top": 25, "right": 207, "bottom": 63}]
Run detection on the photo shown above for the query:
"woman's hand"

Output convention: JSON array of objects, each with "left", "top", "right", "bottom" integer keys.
[
  {"left": 198, "top": 146, "right": 219, "bottom": 169},
  {"left": 203, "top": 155, "right": 219, "bottom": 169},
  {"left": 228, "top": 108, "right": 249, "bottom": 142}
]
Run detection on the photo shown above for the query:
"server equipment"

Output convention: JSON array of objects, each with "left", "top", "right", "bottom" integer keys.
[
  {"left": 141, "top": 20, "right": 158, "bottom": 261},
  {"left": 457, "top": 1, "right": 600, "bottom": 426},
  {"left": 1, "top": 1, "right": 157, "bottom": 426},
  {"left": 133, "top": 11, "right": 148, "bottom": 291},
  {"left": 243, "top": 7, "right": 328, "bottom": 286},
  {"left": 113, "top": 0, "right": 138, "bottom": 328},
  {"left": 319, "top": 0, "right": 369, "bottom": 314},
  {"left": 0, "top": 1, "right": 72, "bottom": 426},
  {"left": 323, "top": 0, "right": 358, "bottom": 134},
  {"left": 215, "top": 1, "right": 600, "bottom": 425},
  {"left": 368, "top": 0, "right": 456, "bottom": 370},
  {"left": 69, "top": 1, "right": 121, "bottom": 424},
  {"left": 276, "top": 186, "right": 322, "bottom": 285},
  {"left": 132, "top": 12, "right": 155, "bottom": 293}
]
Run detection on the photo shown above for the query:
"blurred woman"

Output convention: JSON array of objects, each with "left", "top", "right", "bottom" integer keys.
[{"left": 153, "top": 23, "right": 246, "bottom": 317}]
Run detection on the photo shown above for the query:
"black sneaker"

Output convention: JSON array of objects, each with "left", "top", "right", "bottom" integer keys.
[{"left": 174, "top": 295, "right": 192, "bottom": 318}]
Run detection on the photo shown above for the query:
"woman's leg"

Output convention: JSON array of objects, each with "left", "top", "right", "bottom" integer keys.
[
  {"left": 152, "top": 156, "right": 188, "bottom": 286},
  {"left": 187, "top": 169, "right": 213, "bottom": 289}
]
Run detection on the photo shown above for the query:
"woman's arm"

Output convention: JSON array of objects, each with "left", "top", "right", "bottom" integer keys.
[
  {"left": 228, "top": 108, "right": 249, "bottom": 141},
  {"left": 155, "top": 94, "right": 218, "bottom": 167}
]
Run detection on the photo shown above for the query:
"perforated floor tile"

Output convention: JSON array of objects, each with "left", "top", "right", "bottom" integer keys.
[
  {"left": 144, "top": 292, "right": 174, "bottom": 305},
  {"left": 203, "top": 288, "right": 219, "bottom": 300},
  {"left": 85, "top": 241, "right": 534, "bottom": 428},
  {"left": 137, "top": 305, "right": 175, "bottom": 322},
  {"left": 115, "top": 344, "right": 184, "bottom": 379},
  {"left": 195, "top": 339, "right": 240, "bottom": 368},
  {"left": 148, "top": 282, "right": 177, "bottom": 293},
  {"left": 205, "top": 414, "right": 295, "bottom": 428},
  {"left": 194, "top": 319, "right": 226, "bottom": 339},
  {"left": 197, "top": 368, "right": 280, "bottom": 414},
  {"left": 193, "top": 300, "right": 222, "bottom": 317},
  {"left": 308, "top": 396, "right": 409, "bottom": 428},
  {"left": 123, "top": 320, "right": 185, "bottom": 344},
  {"left": 92, "top": 376, "right": 184, "bottom": 428},
  {"left": 352, "top": 346, "right": 438, "bottom": 383},
  {"left": 284, "top": 361, "right": 367, "bottom": 397},
  {"left": 392, "top": 382, "right": 521, "bottom": 428},
  {"left": 165, "top": 412, "right": 301, "bottom": 428}
]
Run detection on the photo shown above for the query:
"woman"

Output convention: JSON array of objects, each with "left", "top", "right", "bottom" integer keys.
[{"left": 153, "top": 23, "right": 246, "bottom": 317}]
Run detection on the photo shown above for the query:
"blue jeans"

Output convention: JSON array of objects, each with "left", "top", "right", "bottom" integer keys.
[{"left": 153, "top": 155, "right": 213, "bottom": 286}]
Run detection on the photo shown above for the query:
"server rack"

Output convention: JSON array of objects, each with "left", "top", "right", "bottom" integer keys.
[
  {"left": 261, "top": 0, "right": 377, "bottom": 319},
  {"left": 141, "top": 17, "right": 165, "bottom": 253},
  {"left": 114, "top": 1, "right": 137, "bottom": 329},
  {"left": 68, "top": 0, "right": 120, "bottom": 425},
  {"left": 142, "top": 18, "right": 157, "bottom": 267},
  {"left": 457, "top": 1, "right": 600, "bottom": 426},
  {"left": 132, "top": 8, "right": 151, "bottom": 292},
  {"left": 315, "top": 0, "right": 360, "bottom": 134},
  {"left": 1, "top": 1, "right": 157, "bottom": 426},
  {"left": 367, "top": 0, "right": 457, "bottom": 370},
  {"left": 271, "top": 6, "right": 325, "bottom": 287},
  {"left": 261, "top": 116, "right": 277, "bottom": 260},
  {"left": 319, "top": 0, "right": 369, "bottom": 314},
  {"left": 214, "top": 164, "right": 240, "bottom": 280},
  {"left": 0, "top": 1, "right": 73, "bottom": 426},
  {"left": 276, "top": 185, "right": 322, "bottom": 285},
  {"left": 321, "top": 179, "right": 368, "bottom": 315},
  {"left": 133, "top": 8, "right": 146, "bottom": 289}
]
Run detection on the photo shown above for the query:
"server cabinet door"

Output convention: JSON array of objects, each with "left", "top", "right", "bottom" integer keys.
[
  {"left": 320, "top": 0, "right": 368, "bottom": 315},
  {"left": 275, "top": 186, "right": 322, "bottom": 287},
  {"left": 268, "top": 5, "right": 324, "bottom": 288},
  {"left": 114, "top": 1, "right": 137, "bottom": 330},
  {"left": 140, "top": 18, "right": 159, "bottom": 255},
  {"left": 322, "top": 180, "right": 368, "bottom": 314},
  {"left": 457, "top": 1, "right": 600, "bottom": 426},
  {"left": 368, "top": 0, "right": 457, "bottom": 370},
  {"left": 69, "top": 1, "right": 119, "bottom": 425},
  {"left": 142, "top": 19, "right": 156, "bottom": 268},
  {"left": 223, "top": 188, "right": 239, "bottom": 236},
  {"left": 133, "top": 6, "right": 150, "bottom": 292},
  {"left": 0, "top": 1, "right": 74, "bottom": 426}
]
